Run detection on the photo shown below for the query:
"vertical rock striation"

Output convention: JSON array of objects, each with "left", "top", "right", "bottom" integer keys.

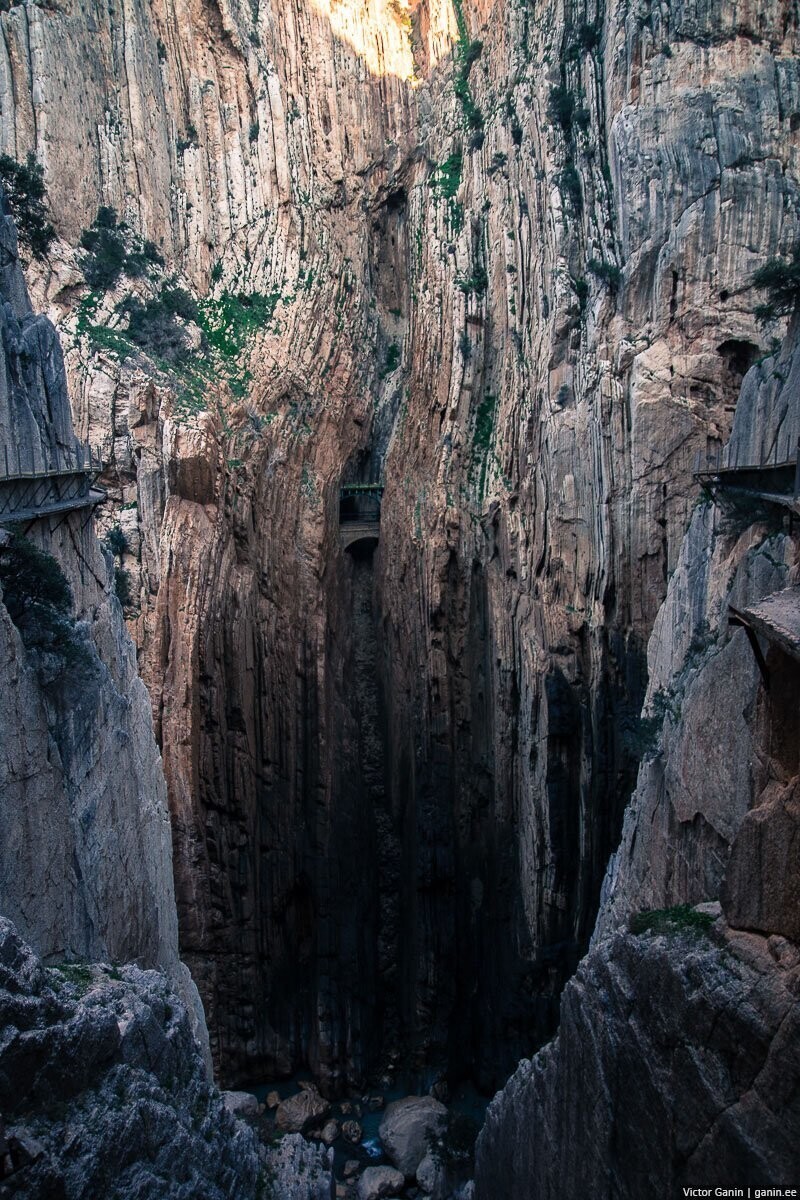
[
  {"left": 474, "top": 919, "right": 800, "bottom": 1198},
  {"left": 473, "top": 286, "right": 800, "bottom": 1197},
  {"left": 0, "top": 0, "right": 798, "bottom": 1093},
  {"left": 0, "top": 207, "right": 208, "bottom": 1059}
]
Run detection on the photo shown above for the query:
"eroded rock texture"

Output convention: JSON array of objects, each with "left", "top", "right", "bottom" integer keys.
[
  {"left": 472, "top": 230, "right": 800, "bottom": 1198},
  {"left": 0, "top": 918, "right": 334, "bottom": 1200},
  {"left": 473, "top": 918, "right": 800, "bottom": 1199},
  {"left": 597, "top": 316, "right": 800, "bottom": 939},
  {"left": 0, "top": 208, "right": 204, "bottom": 1034},
  {"left": 1, "top": 0, "right": 799, "bottom": 1091}
]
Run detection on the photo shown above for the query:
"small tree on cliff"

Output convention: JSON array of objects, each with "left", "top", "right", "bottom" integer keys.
[
  {"left": 0, "top": 153, "right": 55, "bottom": 259},
  {"left": 752, "top": 242, "right": 800, "bottom": 322},
  {"left": 0, "top": 533, "right": 90, "bottom": 674}
]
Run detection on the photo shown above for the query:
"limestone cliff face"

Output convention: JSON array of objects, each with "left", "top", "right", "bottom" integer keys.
[
  {"left": 0, "top": 209, "right": 211, "bottom": 1061},
  {"left": 0, "top": 917, "right": 334, "bottom": 1199},
  {"left": 597, "top": 316, "right": 800, "bottom": 938},
  {"left": 474, "top": 917, "right": 800, "bottom": 1198},
  {"left": 472, "top": 281, "right": 800, "bottom": 1196},
  {"left": 1, "top": 0, "right": 798, "bottom": 1091}
]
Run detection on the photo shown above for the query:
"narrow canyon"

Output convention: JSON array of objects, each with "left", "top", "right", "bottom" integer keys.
[{"left": 0, "top": 0, "right": 798, "bottom": 1196}]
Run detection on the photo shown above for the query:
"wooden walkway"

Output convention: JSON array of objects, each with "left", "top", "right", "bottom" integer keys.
[
  {"left": 695, "top": 439, "right": 800, "bottom": 516},
  {"left": 0, "top": 445, "right": 105, "bottom": 527},
  {"left": 339, "top": 483, "right": 383, "bottom": 550},
  {"left": 731, "top": 586, "right": 800, "bottom": 667}
]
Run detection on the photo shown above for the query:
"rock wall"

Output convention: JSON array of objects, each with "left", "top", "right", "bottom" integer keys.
[
  {"left": 0, "top": 917, "right": 334, "bottom": 1199},
  {"left": 474, "top": 916, "right": 800, "bottom": 1198},
  {"left": 0, "top": 207, "right": 210, "bottom": 1060},
  {"left": 1, "top": 0, "right": 799, "bottom": 1091},
  {"left": 597, "top": 316, "right": 800, "bottom": 938},
  {"left": 472, "top": 276, "right": 800, "bottom": 1197}
]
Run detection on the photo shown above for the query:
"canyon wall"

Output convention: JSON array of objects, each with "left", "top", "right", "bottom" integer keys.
[
  {"left": 1, "top": 0, "right": 798, "bottom": 1093},
  {"left": 473, "top": 304, "right": 800, "bottom": 1198},
  {"left": 0, "top": 916, "right": 334, "bottom": 1198},
  {"left": 0, "top": 206, "right": 209, "bottom": 1060}
]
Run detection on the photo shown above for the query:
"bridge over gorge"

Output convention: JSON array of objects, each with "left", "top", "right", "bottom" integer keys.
[
  {"left": 694, "top": 436, "right": 800, "bottom": 517},
  {"left": 0, "top": 443, "right": 106, "bottom": 531},
  {"left": 339, "top": 483, "right": 383, "bottom": 550}
]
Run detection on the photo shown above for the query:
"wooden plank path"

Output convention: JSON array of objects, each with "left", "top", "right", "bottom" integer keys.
[
  {"left": 0, "top": 443, "right": 106, "bottom": 527},
  {"left": 339, "top": 483, "right": 382, "bottom": 550},
  {"left": 694, "top": 438, "right": 800, "bottom": 517},
  {"left": 731, "top": 587, "right": 800, "bottom": 667}
]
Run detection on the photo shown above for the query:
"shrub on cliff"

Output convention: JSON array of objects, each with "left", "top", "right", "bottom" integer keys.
[
  {"left": 0, "top": 153, "right": 55, "bottom": 259},
  {"left": 119, "top": 291, "right": 194, "bottom": 363},
  {"left": 80, "top": 207, "right": 163, "bottom": 290},
  {"left": 752, "top": 243, "right": 800, "bottom": 321},
  {"left": 0, "top": 533, "right": 91, "bottom": 676},
  {"left": 629, "top": 904, "right": 714, "bottom": 937}
]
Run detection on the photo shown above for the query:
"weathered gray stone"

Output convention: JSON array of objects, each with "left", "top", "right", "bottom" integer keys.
[
  {"left": 221, "top": 1090, "right": 260, "bottom": 1118},
  {"left": 596, "top": 320, "right": 800, "bottom": 941},
  {"left": 415, "top": 1151, "right": 446, "bottom": 1196},
  {"left": 378, "top": 1096, "right": 447, "bottom": 1178},
  {"left": 0, "top": 210, "right": 209, "bottom": 1071},
  {"left": 474, "top": 921, "right": 800, "bottom": 1199},
  {"left": 1, "top": 0, "right": 795, "bottom": 1097},
  {"left": 722, "top": 780, "right": 800, "bottom": 941},
  {"left": 356, "top": 1165, "right": 405, "bottom": 1200},
  {"left": 318, "top": 1119, "right": 340, "bottom": 1146},
  {"left": 0, "top": 918, "right": 334, "bottom": 1199},
  {"left": 275, "top": 1087, "right": 331, "bottom": 1134}
]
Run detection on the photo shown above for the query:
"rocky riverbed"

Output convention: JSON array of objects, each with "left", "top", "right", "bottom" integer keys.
[{"left": 237, "top": 1081, "right": 483, "bottom": 1199}]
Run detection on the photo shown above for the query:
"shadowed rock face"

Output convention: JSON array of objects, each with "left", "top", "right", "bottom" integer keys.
[
  {"left": 472, "top": 278, "right": 800, "bottom": 1198},
  {"left": 1, "top": 0, "right": 799, "bottom": 1092},
  {"left": 0, "top": 918, "right": 334, "bottom": 1200},
  {"left": 0, "top": 211, "right": 182, "bottom": 992},
  {"left": 474, "top": 920, "right": 800, "bottom": 1199}
]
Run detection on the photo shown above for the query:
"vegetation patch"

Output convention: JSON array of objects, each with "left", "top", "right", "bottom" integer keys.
[
  {"left": 751, "top": 243, "right": 800, "bottom": 322},
  {"left": 198, "top": 289, "right": 280, "bottom": 361},
  {"left": 548, "top": 85, "right": 575, "bottom": 132},
  {"left": 0, "top": 533, "right": 91, "bottom": 677},
  {"left": 560, "top": 164, "right": 583, "bottom": 214},
  {"left": 104, "top": 525, "right": 129, "bottom": 558},
  {"left": 624, "top": 687, "right": 679, "bottom": 760},
  {"left": 80, "top": 206, "right": 163, "bottom": 290},
  {"left": 588, "top": 257, "right": 622, "bottom": 292},
  {"left": 76, "top": 275, "right": 282, "bottom": 417},
  {"left": 49, "top": 963, "right": 94, "bottom": 994},
  {"left": 0, "top": 153, "right": 55, "bottom": 259},
  {"left": 119, "top": 285, "right": 198, "bottom": 363},
  {"left": 431, "top": 153, "right": 465, "bottom": 233},
  {"left": 471, "top": 391, "right": 497, "bottom": 497},
  {"left": 432, "top": 153, "right": 463, "bottom": 200},
  {"left": 563, "top": 20, "right": 600, "bottom": 61},
  {"left": 114, "top": 567, "right": 133, "bottom": 607},
  {"left": 629, "top": 904, "right": 715, "bottom": 938},
  {"left": 457, "top": 267, "right": 488, "bottom": 295},
  {"left": 381, "top": 340, "right": 401, "bottom": 377},
  {"left": 450, "top": 0, "right": 484, "bottom": 131}
]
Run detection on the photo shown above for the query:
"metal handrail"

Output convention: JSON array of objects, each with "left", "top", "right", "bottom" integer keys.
[
  {"left": 693, "top": 436, "right": 800, "bottom": 501},
  {"left": 0, "top": 440, "right": 103, "bottom": 481}
]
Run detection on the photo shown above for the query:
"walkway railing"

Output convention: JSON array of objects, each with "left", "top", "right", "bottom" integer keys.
[
  {"left": 0, "top": 441, "right": 106, "bottom": 526},
  {"left": 339, "top": 483, "right": 383, "bottom": 549},
  {"left": 694, "top": 437, "right": 800, "bottom": 512}
]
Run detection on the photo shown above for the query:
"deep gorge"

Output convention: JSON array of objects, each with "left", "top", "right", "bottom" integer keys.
[{"left": 0, "top": 0, "right": 799, "bottom": 1195}]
